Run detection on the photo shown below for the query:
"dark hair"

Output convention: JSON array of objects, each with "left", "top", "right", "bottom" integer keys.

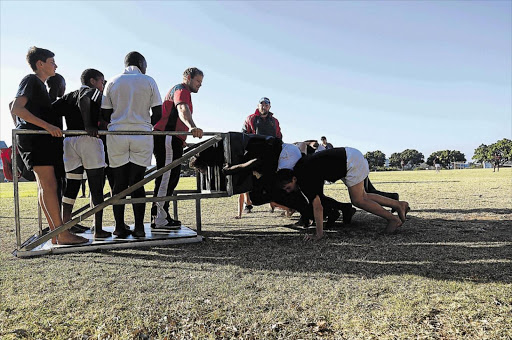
[
  {"left": 275, "top": 169, "right": 295, "bottom": 187},
  {"left": 124, "top": 51, "right": 145, "bottom": 67},
  {"left": 321, "top": 136, "right": 326, "bottom": 140},
  {"left": 183, "top": 67, "right": 204, "bottom": 80},
  {"left": 47, "top": 73, "right": 65, "bottom": 89},
  {"left": 47, "top": 73, "right": 66, "bottom": 101},
  {"left": 26, "top": 46, "right": 55, "bottom": 71},
  {"left": 80, "top": 68, "right": 104, "bottom": 86},
  {"left": 189, "top": 156, "right": 208, "bottom": 174}
]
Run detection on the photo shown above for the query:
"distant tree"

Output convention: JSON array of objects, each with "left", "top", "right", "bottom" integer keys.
[
  {"left": 490, "top": 138, "right": 512, "bottom": 164},
  {"left": 364, "top": 150, "right": 386, "bottom": 170},
  {"left": 389, "top": 152, "right": 402, "bottom": 167},
  {"left": 428, "top": 150, "right": 465, "bottom": 167},
  {"left": 473, "top": 138, "right": 511, "bottom": 167},
  {"left": 400, "top": 149, "right": 424, "bottom": 166},
  {"left": 472, "top": 144, "right": 491, "bottom": 165}
]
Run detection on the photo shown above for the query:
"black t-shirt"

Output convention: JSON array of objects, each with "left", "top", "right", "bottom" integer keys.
[
  {"left": 253, "top": 115, "right": 278, "bottom": 137},
  {"left": 53, "top": 86, "right": 102, "bottom": 131},
  {"left": 15, "top": 74, "right": 57, "bottom": 130},
  {"left": 294, "top": 147, "right": 347, "bottom": 201}
]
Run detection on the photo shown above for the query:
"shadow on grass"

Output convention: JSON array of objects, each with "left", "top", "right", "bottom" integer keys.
[
  {"left": 413, "top": 208, "right": 512, "bottom": 214},
  {"left": 83, "top": 212, "right": 512, "bottom": 285},
  {"left": 373, "top": 181, "right": 461, "bottom": 184}
]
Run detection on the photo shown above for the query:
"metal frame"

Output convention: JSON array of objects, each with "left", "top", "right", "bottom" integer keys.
[{"left": 11, "top": 129, "right": 231, "bottom": 257}]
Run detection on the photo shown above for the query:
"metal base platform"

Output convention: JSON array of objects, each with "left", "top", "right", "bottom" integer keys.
[{"left": 14, "top": 224, "right": 202, "bottom": 258}]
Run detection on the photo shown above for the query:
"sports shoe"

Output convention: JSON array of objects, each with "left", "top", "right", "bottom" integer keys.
[
  {"left": 325, "top": 210, "right": 341, "bottom": 229},
  {"left": 342, "top": 207, "right": 357, "bottom": 225},
  {"left": 244, "top": 204, "right": 253, "bottom": 213},
  {"left": 151, "top": 216, "right": 181, "bottom": 230}
]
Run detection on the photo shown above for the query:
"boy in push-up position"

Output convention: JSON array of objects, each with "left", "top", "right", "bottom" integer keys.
[{"left": 276, "top": 147, "right": 410, "bottom": 241}]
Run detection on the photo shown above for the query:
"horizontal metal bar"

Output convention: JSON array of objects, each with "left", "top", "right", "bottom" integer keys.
[
  {"left": 116, "top": 192, "right": 230, "bottom": 204},
  {"left": 12, "top": 129, "right": 223, "bottom": 136},
  {"left": 21, "top": 135, "right": 223, "bottom": 251}
]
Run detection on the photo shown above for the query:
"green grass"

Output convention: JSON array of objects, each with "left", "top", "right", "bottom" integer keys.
[{"left": 0, "top": 169, "right": 511, "bottom": 339}]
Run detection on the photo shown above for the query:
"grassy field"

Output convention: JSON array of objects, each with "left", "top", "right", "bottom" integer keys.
[{"left": 0, "top": 168, "right": 511, "bottom": 339}]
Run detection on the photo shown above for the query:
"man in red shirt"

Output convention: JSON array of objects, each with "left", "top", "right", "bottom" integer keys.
[
  {"left": 242, "top": 97, "right": 282, "bottom": 138},
  {"left": 238, "top": 97, "right": 282, "bottom": 216},
  {"left": 151, "top": 67, "right": 204, "bottom": 228}
]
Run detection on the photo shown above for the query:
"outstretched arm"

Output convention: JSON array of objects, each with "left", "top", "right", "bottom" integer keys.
[
  {"left": 304, "top": 195, "right": 324, "bottom": 242},
  {"left": 177, "top": 103, "right": 203, "bottom": 138},
  {"left": 223, "top": 158, "right": 263, "bottom": 175}
]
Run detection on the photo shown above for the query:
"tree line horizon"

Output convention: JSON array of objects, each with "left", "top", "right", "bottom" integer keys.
[{"left": 363, "top": 138, "right": 511, "bottom": 170}]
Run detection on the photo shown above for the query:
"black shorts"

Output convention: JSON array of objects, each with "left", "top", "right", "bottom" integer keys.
[{"left": 17, "top": 133, "right": 64, "bottom": 171}]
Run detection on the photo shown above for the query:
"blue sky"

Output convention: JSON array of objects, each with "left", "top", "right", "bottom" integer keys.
[{"left": 1, "top": 1, "right": 511, "bottom": 162}]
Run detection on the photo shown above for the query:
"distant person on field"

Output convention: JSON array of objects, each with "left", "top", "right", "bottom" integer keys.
[
  {"left": 102, "top": 51, "right": 162, "bottom": 238},
  {"left": 10, "top": 46, "right": 87, "bottom": 245},
  {"left": 151, "top": 67, "right": 204, "bottom": 229},
  {"left": 493, "top": 153, "right": 501, "bottom": 172},
  {"left": 433, "top": 156, "right": 441, "bottom": 173},
  {"left": 320, "top": 136, "right": 333, "bottom": 150}
]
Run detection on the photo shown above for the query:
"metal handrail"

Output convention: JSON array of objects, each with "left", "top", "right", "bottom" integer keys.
[{"left": 11, "top": 129, "right": 225, "bottom": 251}]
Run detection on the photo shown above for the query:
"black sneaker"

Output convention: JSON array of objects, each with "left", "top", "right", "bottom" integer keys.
[
  {"left": 325, "top": 210, "right": 341, "bottom": 229},
  {"left": 243, "top": 204, "right": 253, "bottom": 213},
  {"left": 342, "top": 207, "right": 357, "bottom": 225},
  {"left": 151, "top": 217, "right": 181, "bottom": 230}
]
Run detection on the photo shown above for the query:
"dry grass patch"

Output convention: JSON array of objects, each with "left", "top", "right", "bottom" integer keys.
[{"left": 0, "top": 168, "right": 511, "bottom": 339}]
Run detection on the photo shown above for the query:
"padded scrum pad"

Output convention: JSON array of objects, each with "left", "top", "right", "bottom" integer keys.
[
  {"left": 227, "top": 132, "right": 253, "bottom": 195},
  {"left": 227, "top": 132, "right": 283, "bottom": 197}
]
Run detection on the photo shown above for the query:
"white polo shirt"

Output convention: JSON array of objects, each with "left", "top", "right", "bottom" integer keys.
[{"left": 102, "top": 66, "right": 162, "bottom": 132}]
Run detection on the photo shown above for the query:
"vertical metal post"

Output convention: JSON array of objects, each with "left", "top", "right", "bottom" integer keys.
[
  {"left": 195, "top": 198, "right": 201, "bottom": 233},
  {"left": 12, "top": 131, "right": 21, "bottom": 249},
  {"left": 173, "top": 200, "right": 178, "bottom": 220}
]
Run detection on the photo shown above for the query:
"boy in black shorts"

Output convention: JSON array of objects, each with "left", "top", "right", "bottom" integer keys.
[{"left": 10, "top": 46, "right": 87, "bottom": 245}]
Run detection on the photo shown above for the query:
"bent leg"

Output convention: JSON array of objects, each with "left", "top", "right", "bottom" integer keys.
[{"left": 347, "top": 181, "right": 406, "bottom": 233}]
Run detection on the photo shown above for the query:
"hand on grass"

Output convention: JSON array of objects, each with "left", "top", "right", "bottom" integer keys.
[{"left": 304, "top": 232, "right": 324, "bottom": 242}]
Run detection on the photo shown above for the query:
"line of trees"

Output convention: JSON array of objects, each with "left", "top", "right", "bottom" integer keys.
[
  {"left": 363, "top": 138, "right": 511, "bottom": 170},
  {"left": 472, "top": 138, "right": 512, "bottom": 166}
]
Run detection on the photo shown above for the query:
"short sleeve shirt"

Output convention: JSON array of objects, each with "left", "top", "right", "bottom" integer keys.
[
  {"left": 53, "top": 86, "right": 102, "bottom": 131},
  {"left": 102, "top": 66, "right": 162, "bottom": 131},
  {"left": 15, "top": 74, "right": 56, "bottom": 130},
  {"left": 154, "top": 83, "right": 192, "bottom": 143},
  {"left": 295, "top": 148, "right": 348, "bottom": 202}
]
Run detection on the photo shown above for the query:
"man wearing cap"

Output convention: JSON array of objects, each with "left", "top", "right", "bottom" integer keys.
[
  {"left": 243, "top": 97, "right": 282, "bottom": 138},
  {"left": 239, "top": 97, "right": 282, "bottom": 215}
]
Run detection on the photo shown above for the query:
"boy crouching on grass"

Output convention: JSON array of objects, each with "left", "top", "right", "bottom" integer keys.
[{"left": 276, "top": 147, "right": 410, "bottom": 241}]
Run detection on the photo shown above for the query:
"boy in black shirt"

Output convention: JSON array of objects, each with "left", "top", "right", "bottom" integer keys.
[
  {"left": 10, "top": 46, "right": 87, "bottom": 245},
  {"left": 277, "top": 147, "right": 410, "bottom": 241},
  {"left": 53, "top": 69, "right": 110, "bottom": 239}
]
